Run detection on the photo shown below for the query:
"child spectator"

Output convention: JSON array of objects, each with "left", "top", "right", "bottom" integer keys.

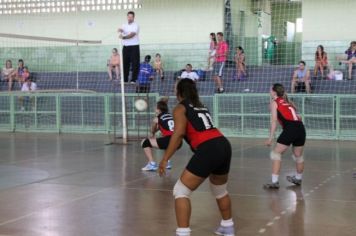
[
  {"left": 19, "top": 77, "right": 37, "bottom": 111},
  {"left": 136, "top": 55, "right": 154, "bottom": 93},
  {"left": 107, "top": 48, "right": 120, "bottom": 81},
  {"left": 234, "top": 46, "right": 246, "bottom": 80},
  {"left": 154, "top": 53, "right": 164, "bottom": 81},
  {"left": 314, "top": 45, "right": 328, "bottom": 78}
]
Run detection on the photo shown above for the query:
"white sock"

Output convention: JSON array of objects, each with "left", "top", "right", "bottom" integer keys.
[
  {"left": 150, "top": 161, "right": 156, "bottom": 165},
  {"left": 176, "top": 227, "right": 191, "bottom": 236},
  {"left": 295, "top": 173, "right": 303, "bottom": 180},
  {"left": 272, "top": 174, "right": 279, "bottom": 183},
  {"left": 221, "top": 218, "right": 234, "bottom": 227},
  {"left": 219, "top": 87, "right": 224, "bottom": 91}
]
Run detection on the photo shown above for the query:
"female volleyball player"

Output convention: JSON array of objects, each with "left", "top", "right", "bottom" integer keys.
[
  {"left": 141, "top": 98, "right": 176, "bottom": 171},
  {"left": 158, "top": 79, "right": 235, "bottom": 236},
  {"left": 264, "top": 83, "right": 306, "bottom": 189}
]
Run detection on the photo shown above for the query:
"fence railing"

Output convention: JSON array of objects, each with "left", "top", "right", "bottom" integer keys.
[{"left": 1, "top": 92, "right": 356, "bottom": 140}]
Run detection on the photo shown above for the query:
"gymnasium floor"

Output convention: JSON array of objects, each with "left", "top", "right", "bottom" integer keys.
[{"left": 0, "top": 133, "right": 355, "bottom": 236}]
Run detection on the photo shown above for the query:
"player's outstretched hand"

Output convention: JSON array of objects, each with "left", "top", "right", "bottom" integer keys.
[
  {"left": 158, "top": 159, "right": 167, "bottom": 177},
  {"left": 265, "top": 138, "right": 273, "bottom": 146}
]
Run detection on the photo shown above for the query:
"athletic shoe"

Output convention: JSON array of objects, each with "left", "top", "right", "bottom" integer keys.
[
  {"left": 219, "top": 88, "right": 225, "bottom": 93},
  {"left": 166, "top": 160, "right": 172, "bottom": 169},
  {"left": 141, "top": 162, "right": 158, "bottom": 171},
  {"left": 263, "top": 182, "right": 280, "bottom": 189},
  {"left": 286, "top": 175, "right": 302, "bottom": 186},
  {"left": 130, "top": 80, "right": 136, "bottom": 84},
  {"left": 215, "top": 225, "right": 235, "bottom": 236}
]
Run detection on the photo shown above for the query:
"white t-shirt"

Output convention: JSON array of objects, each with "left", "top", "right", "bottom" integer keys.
[
  {"left": 2, "top": 68, "right": 15, "bottom": 76},
  {"left": 180, "top": 71, "right": 199, "bottom": 81},
  {"left": 121, "top": 22, "right": 139, "bottom": 46},
  {"left": 21, "top": 82, "right": 37, "bottom": 92}
]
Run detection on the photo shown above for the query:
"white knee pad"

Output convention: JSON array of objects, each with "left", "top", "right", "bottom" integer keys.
[
  {"left": 209, "top": 182, "right": 228, "bottom": 199},
  {"left": 173, "top": 179, "right": 192, "bottom": 199},
  {"left": 292, "top": 155, "right": 304, "bottom": 163},
  {"left": 270, "top": 151, "right": 281, "bottom": 161}
]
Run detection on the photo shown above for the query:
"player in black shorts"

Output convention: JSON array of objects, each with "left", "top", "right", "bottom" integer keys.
[
  {"left": 158, "top": 79, "right": 235, "bottom": 236},
  {"left": 141, "top": 98, "right": 178, "bottom": 171},
  {"left": 264, "top": 83, "right": 306, "bottom": 189}
]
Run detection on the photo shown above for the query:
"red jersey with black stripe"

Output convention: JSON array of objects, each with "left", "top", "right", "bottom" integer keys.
[
  {"left": 274, "top": 97, "right": 303, "bottom": 128},
  {"left": 180, "top": 100, "right": 223, "bottom": 150},
  {"left": 158, "top": 112, "right": 174, "bottom": 136}
]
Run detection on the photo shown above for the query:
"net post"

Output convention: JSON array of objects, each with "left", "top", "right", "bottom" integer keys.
[{"left": 119, "top": 40, "right": 128, "bottom": 144}]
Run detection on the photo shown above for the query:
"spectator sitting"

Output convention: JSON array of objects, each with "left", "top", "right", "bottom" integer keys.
[
  {"left": 1, "top": 60, "right": 16, "bottom": 91},
  {"left": 180, "top": 64, "right": 199, "bottom": 81},
  {"left": 107, "top": 48, "right": 120, "bottom": 81},
  {"left": 19, "top": 77, "right": 37, "bottom": 111},
  {"left": 314, "top": 45, "right": 328, "bottom": 78},
  {"left": 234, "top": 46, "right": 246, "bottom": 80},
  {"left": 338, "top": 41, "right": 356, "bottom": 80},
  {"left": 136, "top": 55, "right": 154, "bottom": 93},
  {"left": 291, "top": 61, "right": 311, "bottom": 94}
]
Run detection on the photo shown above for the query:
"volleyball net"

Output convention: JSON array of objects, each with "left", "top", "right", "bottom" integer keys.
[{"left": 0, "top": 0, "right": 356, "bottom": 140}]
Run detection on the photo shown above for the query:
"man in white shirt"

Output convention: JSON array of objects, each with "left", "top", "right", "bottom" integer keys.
[
  {"left": 118, "top": 11, "right": 140, "bottom": 83},
  {"left": 19, "top": 78, "right": 37, "bottom": 111},
  {"left": 180, "top": 64, "right": 199, "bottom": 81}
]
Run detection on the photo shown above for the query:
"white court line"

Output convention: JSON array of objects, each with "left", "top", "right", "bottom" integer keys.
[
  {"left": 0, "top": 187, "right": 110, "bottom": 227},
  {"left": 266, "top": 222, "right": 274, "bottom": 226},
  {"left": 256, "top": 169, "right": 351, "bottom": 235},
  {"left": 0, "top": 174, "right": 158, "bottom": 227}
]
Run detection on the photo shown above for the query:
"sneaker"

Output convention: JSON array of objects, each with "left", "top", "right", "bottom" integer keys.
[
  {"left": 130, "top": 80, "right": 136, "bottom": 84},
  {"left": 215, "top": 225, "right": 235, "bottom": 236},
  {"left": 166, "top": 160, "right": 172, "bottom": 169},
  {"left": 141, "top": 162, "right": 158, "bottom": 171},
  {"left": 219, "top": 88, "right": 225, "bottom": 93},
  {"left": 263, "top": 182, "right": 280, "bottom": 189},
  {"left": 286, "top": 175, "right": 302, "bottom": 186}
]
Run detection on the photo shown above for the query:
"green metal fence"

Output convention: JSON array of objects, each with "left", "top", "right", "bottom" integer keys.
[{"left": 1, "top": 92, "right": 356, "bottom": 140}]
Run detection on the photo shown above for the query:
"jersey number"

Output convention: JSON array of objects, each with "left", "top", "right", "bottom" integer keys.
[
  {"left": 288, "top": 107, "right": 298, "bottom": 121},
  {"left": 168, "top": 120, "right": 174, "bottom": 131},
  {"left": 198, "top": 113, "right": 214, "bottom": 129}
]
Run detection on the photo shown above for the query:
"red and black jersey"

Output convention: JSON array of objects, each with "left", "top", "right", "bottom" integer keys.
[
  {"left": 274, "top": 97, "right": 303, "bottom": 128},
  {"left": 180, "top": 100, "right": 223, "bottom": 150},
  {"left": 157, "top": 112, "right": 174, "bottom": 137}
]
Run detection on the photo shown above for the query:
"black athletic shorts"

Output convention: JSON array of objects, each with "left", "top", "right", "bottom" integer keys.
[
  {"left": 277, "top": 123, "right": 306, "bottom": 147},
  {"left": 186, "top": 136, "right": 232, "bottom": 178},
  {"left": 156, "top": 136, "right": 182, "bottom": 150}
]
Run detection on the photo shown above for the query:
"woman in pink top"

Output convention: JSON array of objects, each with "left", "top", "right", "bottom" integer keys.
[
  {"left": 206, "top": 33, "right": 217, "bottom": 71},
  {"left": 314, "top": 45, "right": 328, "bottom": 78},
  {"left": 107, "top": 48, "right": 120, "bottom": 81}
]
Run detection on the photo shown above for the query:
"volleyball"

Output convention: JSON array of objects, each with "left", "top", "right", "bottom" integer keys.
[{"left": 134, "top": 99, "right": 148, "bottom": 111}]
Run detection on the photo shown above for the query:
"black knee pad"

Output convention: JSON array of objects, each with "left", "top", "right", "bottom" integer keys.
[{"left": 141, "top": 138, "right": 152, "bottom": 148}]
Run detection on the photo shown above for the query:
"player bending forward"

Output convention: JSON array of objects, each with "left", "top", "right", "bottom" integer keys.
[
  {"left": 141, "top": 98, "right": 180, "bottom": 171},
  {"left": 159, "top": 79, "right": 235, "bottom": 236},
  {"left": 264, "top": 83, "right": 306, "bottom": 189}
]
